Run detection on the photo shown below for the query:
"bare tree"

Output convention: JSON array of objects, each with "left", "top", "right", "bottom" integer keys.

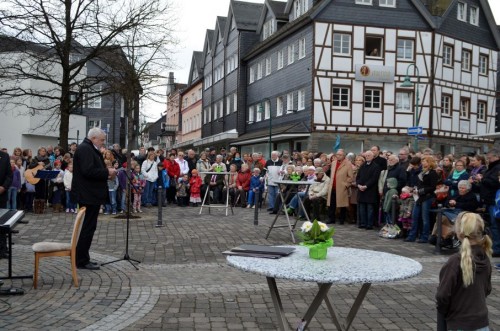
[{"left": 0, "top": 0, "right": 176, "bottom": 150}]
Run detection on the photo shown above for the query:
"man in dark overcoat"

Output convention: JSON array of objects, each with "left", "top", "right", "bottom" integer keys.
[
  {"left": 0, "top": 149, "right": 12, "bottom": 258},
  {"left": 356, "top": 151, "right": 382, "bottom": 230},
  {"left": 72, "top": 128, "right": 116, "bottom": 269}
]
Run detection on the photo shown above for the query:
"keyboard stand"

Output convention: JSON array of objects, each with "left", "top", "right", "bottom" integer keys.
[{"left": 0, "top": 230, "right": 32, "bottom": 281}]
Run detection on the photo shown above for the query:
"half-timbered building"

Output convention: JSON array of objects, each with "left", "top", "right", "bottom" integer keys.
[{"left": 194, "top": 0, "right": 499, "bottom": 155}]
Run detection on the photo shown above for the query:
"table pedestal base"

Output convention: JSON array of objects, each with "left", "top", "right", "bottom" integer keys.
[{"left": 266, "top": 277, "right": 371, "bottom": 331}]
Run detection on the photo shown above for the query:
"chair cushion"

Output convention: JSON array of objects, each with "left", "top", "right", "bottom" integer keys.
[{"left": 32, "top": 242, "right": 72, "bottom": 253}]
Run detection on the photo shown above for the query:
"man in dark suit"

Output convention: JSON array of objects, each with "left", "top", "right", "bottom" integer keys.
[
  {"left": 72, "top": 128, "right": 116, "bottom": 270},
  {"left": 0, "top": 149, "right": 13, "bottom": 258}
]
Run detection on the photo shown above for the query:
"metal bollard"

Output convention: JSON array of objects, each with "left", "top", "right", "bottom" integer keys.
[
  {"left": 156, "top": 187, "right": 164, "bottom": 227},
  {"left": 391, "top": 195, "right": 398, "bottom": 225},
  {"left": 254, "top": 190, "right": 259, "bottom": 226},
  {"left": 434, "top": 204, "right": 443, "bottom": 254}
]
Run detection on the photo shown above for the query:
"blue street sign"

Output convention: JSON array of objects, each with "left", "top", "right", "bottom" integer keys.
[{"left": 407, "top": 126, "right": 423, "bottom": 135}]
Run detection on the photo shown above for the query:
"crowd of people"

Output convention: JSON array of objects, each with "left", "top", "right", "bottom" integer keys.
[
  {"left": 3, "top": 142, "right": 500, "bottom": 256},
  {"left": 0, "top": 131, "right": 497, "bottom": 329}
]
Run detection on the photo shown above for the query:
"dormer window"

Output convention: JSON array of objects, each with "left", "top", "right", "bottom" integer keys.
[
  {"left": 356, "top": 0, "right": 372, "bottom": 5},
  {"left": 469, "top": 6, "right": 479, "bottom": 26},
  {"left": 263, "top": 19, "right": 275, "bottom": 40},
  {"left": 294, "top": 0, "right": 308, "bottom": 19},
  {"left": 457, "top": 2, "right": 466, "bottom": 21}
]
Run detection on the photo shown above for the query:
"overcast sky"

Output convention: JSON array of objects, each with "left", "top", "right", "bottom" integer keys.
[{"left": 144, "top": 0, "right": 500, "bottom": 120}]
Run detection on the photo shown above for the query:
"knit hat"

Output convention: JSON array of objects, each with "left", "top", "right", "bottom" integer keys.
[{"left": 54, "top": 160, "right": 61, "bottom": 166}]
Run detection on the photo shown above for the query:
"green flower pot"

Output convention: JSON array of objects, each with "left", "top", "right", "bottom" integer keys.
[{"left": 305, "top": 238, "right": 333, "bottom": 260}]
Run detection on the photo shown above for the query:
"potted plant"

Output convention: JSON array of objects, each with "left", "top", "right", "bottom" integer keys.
[{"left": 297, "top": 220, "right": 335, "bottom": 260}]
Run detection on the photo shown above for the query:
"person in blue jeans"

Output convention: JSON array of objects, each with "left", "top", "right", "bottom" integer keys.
[
  {"left": 7, "top": 159, "right": 20, "bottom": 210},
  {"left": 405, "top": 156, "right": 438, "bottom": 243},
  {"left": 247, "top": 168, "right": 264, "bottom": 208},
  {"left": 104, "top": 167, "right": 119, "bottom": 215}
]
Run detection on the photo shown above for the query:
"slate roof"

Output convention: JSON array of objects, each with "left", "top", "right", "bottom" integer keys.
[
  {"left": 232, "top": 0, "right": 265, "bottom": 31},
  {"left": 268, "top": 0, "right": 288, "bottom": 20}
]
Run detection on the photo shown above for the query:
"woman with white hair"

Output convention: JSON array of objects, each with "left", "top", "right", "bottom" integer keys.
[{"left": 429, "top": 179, "right": 479, "bottom": 248}]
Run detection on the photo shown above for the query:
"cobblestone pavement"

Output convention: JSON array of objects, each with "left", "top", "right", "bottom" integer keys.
[{"left": 1, "top": 205, "right": 499, "bottom": 330}]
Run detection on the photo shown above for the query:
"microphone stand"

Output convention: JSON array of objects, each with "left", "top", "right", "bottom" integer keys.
[{"left": 101, "top": 169, "right": 140, "bottom": 270}]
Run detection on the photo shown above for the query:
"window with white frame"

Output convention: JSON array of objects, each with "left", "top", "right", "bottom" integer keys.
[
  {"left": 277, "top": 50, "right": 284, "bottom": 69},
  {"left": 219, "top": 100, "right": 223, "bottom": 118},
  {"left": 299, "top": 37, "right": 306, "bottom": 59},
  {"left": 214, "top": 102, "right": 218, "bottom": 120},
  {"left": 470, "top": 6, "right": 479, "bottom": 25},
  {"left": 332, "top": 87, "right": 350, "bottom": 108},
  {"left": 333, "top": 33, "right": 351, "bottom": 55},
  {"left": 288, "top": 44, "right": 295, "bottom": 65},
  {"left": 203, "top": 107, "right": 208, "bottom": 124},
  {"left": 477, "top": 101, "right": 486, "bottom": 121},
  {"left": 263, "top": 19, "right": 275, "bottom": 40},
  {"left": 265, "top": 57, "right": 272, "bottom": 76},
  {"left": 460, "top": 97, "right": 470, "bottom": 118},
  {"left": 256, "top": 104, "right": 262, "bottom": 121},
  {"left": 248, "top": 105, "right": 254, "bottom": 122},
  {"left": 87, "top": 85, "right": 102, "bottom": 109},
  {"left": 277, "top": 96, "right": 284, "bottom": 116},
  {"left": 257, "top": 62, "right": 263, "bottom": 80},
  {"left": 208, "top": 106, "right": 212, "bottom": 122},
  {"left": 364, "top": 89, "right": 382, "bottom": 110},
  {"left": 397, "top": 39, "right": 414, "bottom": 60},
  {"left": 233, "top": 93, "right": 237, "bottom": 112},
  {"left": 479, "top": 54, "right": 488, "bottom": 75},
  {"left": 441, "top": 95, "right": 452, "bottom": 116},
  {"left": 443, "top": 44, "right": 453, "bottom": 66},
  {"left": 294, "top": 0, "right": 308, "bottom": 19},
  {"left": 355, "top": 0, "right": 372, "bottom": 5},
  {"left": 264, "top": 100, "right": 270, "bottom": 119},
  {"left": 457, "top": 2, "right": 467, "bottom": 21},
  {"left": 461, "top": 49, "right": 471, "bottom": 71},
  {"left": 287, "top": 92, "right": 294, "bottom": 112},
  {"left": 379, "top": 0, "right": 395, "bottom": 7},
  {"left": 226, "top": 96, "right": 231, "bottom": 115},
  {"left": 395, "top": 92, "right": 411, "bottom": 112},
  {"left": 204, "top": 73, "right": 212, "bottom": 90},
  {"left": 298, "top": 89, "right": 305, "bottom": 110},
  {"left": 249, "top": 66, "right": 255, "bottom": 84}
]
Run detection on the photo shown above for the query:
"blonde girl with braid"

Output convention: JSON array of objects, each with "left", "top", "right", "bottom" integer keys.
[{"left": 436, "top": 212, "right": 492, "bottom": 331}]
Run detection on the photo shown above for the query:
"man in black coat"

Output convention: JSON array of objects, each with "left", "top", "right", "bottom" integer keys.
[
  {"left": 479, "top": 149, "right": 500, "bottom": 256},
  {"left": 72, "top": 128, "right": 116, "bottom": 270},
  {"left": 0, "top": 149, "right": 13, "bottom": 258},
  {"left": 0, "top": 150, "right": 12, "bottom": 208},
  {"left": 357, "top": 151, "right": 382, "bottom": 230}
]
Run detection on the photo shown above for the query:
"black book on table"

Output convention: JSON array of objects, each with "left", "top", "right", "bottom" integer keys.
[{"left": 230, "top": 244, "right": 295, "bottom": 256}]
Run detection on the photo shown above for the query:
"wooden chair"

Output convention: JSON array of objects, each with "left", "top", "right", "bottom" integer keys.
[{"left": 32, "top": 207, "right": 86, "bottom": 289}]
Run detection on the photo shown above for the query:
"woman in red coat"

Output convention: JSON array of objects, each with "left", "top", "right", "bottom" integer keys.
[
  {"left": 163, "top": 153, "right": 180, "bottom": 204},
  {"left": 236, "top": 163, "right": 251, "bottom": 208}
]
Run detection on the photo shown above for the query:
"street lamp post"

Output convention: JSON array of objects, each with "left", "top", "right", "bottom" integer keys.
[
  {"left": 259, "top": 98, "right": 272, "bottom": 159},
  {"left": 401, "top": 64, "right": 420, "bottom": 152}
]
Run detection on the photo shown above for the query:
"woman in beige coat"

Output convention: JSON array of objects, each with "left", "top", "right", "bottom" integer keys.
[{"left": 326, "top": 149, "right": 353, "bottom": 224}]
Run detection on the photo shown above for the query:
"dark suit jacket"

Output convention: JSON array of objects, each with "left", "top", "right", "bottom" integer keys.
[
  {"left": 0, "top": 151, "right": 13, "bottom": 207},
  {"left": 71, "top": 138, "right": 109, "bottom": 205},
  {"left": 357, "top": 161, "right": 381, "bottom": 204}
]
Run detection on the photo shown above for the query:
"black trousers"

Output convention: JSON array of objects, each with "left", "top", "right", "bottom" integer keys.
[
  {"left": 76, "top": 204, "right": 100, "bottom": 266},
  {"left": 327, "top": 190, "right": 346, "bottom": 223}
]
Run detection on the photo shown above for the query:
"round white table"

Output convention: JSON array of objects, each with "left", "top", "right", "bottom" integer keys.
[{"left": 227, "top": 246, "right": 422, "bottom": 330}]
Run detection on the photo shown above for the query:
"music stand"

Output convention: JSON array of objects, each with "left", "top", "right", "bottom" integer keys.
[{"left": 35, "top": 170, "right": 60, "bottom": 210}]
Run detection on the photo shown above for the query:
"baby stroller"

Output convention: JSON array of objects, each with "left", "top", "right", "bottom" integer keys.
[{"left": 428, "top": 208, "right": 461, "bottom": 249}]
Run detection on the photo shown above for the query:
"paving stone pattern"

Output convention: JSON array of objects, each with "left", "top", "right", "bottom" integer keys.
[{"left": 0, "top": 206, "right": 499, "bottom": 330}]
